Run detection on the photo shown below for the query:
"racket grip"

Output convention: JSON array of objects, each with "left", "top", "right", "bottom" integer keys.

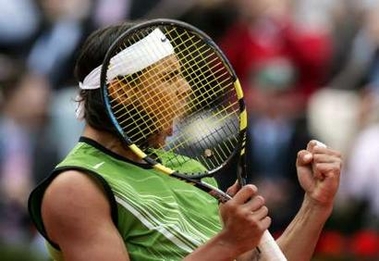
[{"left": 258, "top": 230, "right": 287, "bottom": 260}]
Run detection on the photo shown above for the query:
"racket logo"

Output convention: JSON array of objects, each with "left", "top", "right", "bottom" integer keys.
[{"left": 204, "top": 149, "right": 213, "bottom": 158}]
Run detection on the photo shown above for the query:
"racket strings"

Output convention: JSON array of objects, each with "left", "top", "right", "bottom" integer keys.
[
  {"left": 114, "top": 38, "right": 239, "bottom": 154},
  {"left": 107, "top": 25, "right": 241, "bottom": 173},
  {"left": 110, "top": 27, "right": 232, "bottom": 108},
  {"left": 110, "top": 50, "right": 236, "bottom": 141},
  {"left": 109, "top": 29, "right": 231, "bottom": 118},
  {"left": 108, "top": 46, "right": 236, "bottom": 129},
  {"left": 181, "top": 116, "right": 239, "bottom": 169},
  {"left": 168, "top": 102, "right": 239, "bottom": 150}
]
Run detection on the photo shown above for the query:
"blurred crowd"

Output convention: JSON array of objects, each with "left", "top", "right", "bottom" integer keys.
[{"left": 1, "top": 0, "right": 379, "bottom": 260}]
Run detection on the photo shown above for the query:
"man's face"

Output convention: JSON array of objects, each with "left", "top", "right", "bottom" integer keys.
[
  {"left": 137, "top": 54, "right": 191, "bottom": 132},
  {"left": 110, "top": 54, "right": 191, "bottom": 147}
]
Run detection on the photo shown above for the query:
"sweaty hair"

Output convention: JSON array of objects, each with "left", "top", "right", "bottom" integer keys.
[{"left": 74, "top": 22, "right": 137, "bottom": 134}]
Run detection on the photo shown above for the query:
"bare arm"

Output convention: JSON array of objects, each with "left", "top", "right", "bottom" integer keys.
[
  {"left": 42, "top": 171, "right": 130, "bottom": 261},
  {"left": 275, "top": 140, "right": 342, "bottom": 261},
  {"left": 42, "top": 173, "right": 271, "bottom": 261}
]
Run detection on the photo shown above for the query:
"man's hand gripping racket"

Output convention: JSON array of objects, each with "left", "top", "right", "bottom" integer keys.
[{"left": 100, "top": 18, "right": 287, "bottom": 260}]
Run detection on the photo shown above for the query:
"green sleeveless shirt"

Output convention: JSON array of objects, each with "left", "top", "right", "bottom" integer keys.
[{"left": 28, "top": 137, "right": 222, "bottom": 260}]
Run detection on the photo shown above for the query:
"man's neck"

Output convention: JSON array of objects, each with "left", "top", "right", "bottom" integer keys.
[{"left": 81, "top": 125, "right": 145, "bottom": 163}]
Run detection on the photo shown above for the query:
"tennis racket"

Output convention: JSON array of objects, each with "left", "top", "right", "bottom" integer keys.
[{"left": 100, "top": 18, "right": 286, "bottom": 260}]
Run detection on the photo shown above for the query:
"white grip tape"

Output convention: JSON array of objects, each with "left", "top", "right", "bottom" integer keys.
[{"left": 258, "top": 230, "right": 287, "bottom": 260}]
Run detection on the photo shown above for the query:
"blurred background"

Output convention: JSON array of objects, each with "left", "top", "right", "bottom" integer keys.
[{"left": 1, "top": 0, "right": 379, "bottom": 260}]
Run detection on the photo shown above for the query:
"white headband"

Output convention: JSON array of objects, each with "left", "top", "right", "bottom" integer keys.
[
  {"left": 78, "top": 28, "right": 175, "bottom": 90},
  {"left": 76, "top": 27, "right": 175, "bottom": 120}
]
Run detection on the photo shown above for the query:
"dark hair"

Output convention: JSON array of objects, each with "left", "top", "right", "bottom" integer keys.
[{"left": 74, "top": 21, "right": 137, "bottom": 134}]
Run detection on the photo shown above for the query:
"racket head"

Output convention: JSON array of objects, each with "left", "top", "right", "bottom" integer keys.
[{"left": 100, "top": 19, "right": 247, "bottom": 179}]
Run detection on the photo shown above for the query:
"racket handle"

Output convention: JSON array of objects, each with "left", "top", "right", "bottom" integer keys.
[{"left": 258, "top": 230, "right": 287, "bottom": 260}]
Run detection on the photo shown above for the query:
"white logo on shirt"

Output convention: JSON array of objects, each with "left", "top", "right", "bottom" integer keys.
[{"left": 93, "top": 162, "right": 105, "bottom": 169}]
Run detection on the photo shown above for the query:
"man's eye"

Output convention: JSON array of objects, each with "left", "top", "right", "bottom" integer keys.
[{"left": 164, "top": 71, "right": 180, "bottom": 82}]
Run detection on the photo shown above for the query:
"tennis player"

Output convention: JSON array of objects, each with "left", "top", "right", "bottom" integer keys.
[{"left": 28, "top": 21, "right": 342, "bottom": 261}]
